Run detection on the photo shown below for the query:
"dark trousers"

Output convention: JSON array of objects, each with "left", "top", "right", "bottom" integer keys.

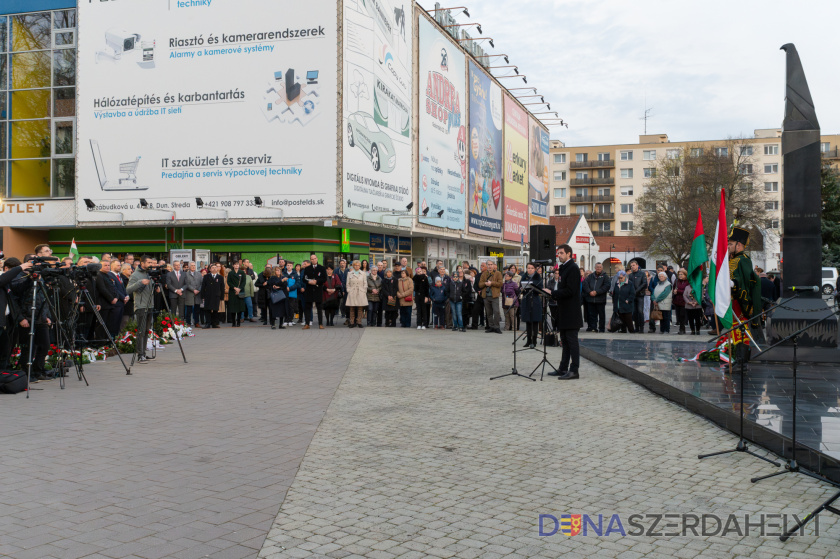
[
  {"left": 549, "top": 304, "right": 560, "bottom": 330},
  {"left": 22, "top": 323, "right": 51, "bottom": 375},
  {"left": 445, "top": 302, "right": 452, "bottom": 328},
  {"left": 399, "top": 306, "right": 412, "bottom": 327},
  {"left": 108, "top": 304, "right": 124, "bottom": 337},
  {"left": 469, "top": 299, "right": 482, "bottom": 327},
  {"left": 632, "top": 298, "right": 645, "bottom": 332},
  {"left": 135, "top": 310, "right": 153, "bottom": 357},
  {"left": 483, "top": 296, "right": 501, "bottom": 330},
  {"left": 385, "top": 306, "right": 398, "bottom": 326},
  {"left": 416, "top": 299, "right": 429, "bottom": 327},
  {"left": 618, "top": 312, "right": 635, "bottom": 333},
  {"left": 687, "top": 308, "right": 703, "bottom": 333},
  {"left": 675, "top": 306, "right": 687, "bottom": 330},
  {"left": 367, "top": 301, "right": 382, "bottom": 326},
  {"left": 170, "top": 296, "right": 185, "bottom": 318},
  {"left": 558, "top": 329, "right": 580, "bottom": 373},
  {"left": 587, "top": 302, "right": 606, "bottom": 332},
  {"left": 0, "top": 325, "right": 10, "bottom": 369},
  {"left": 304, "top": 300, "right": 323, "bottom": 325},
  {"left": 433, "top": 303, "right": 446, "bottom": 326},
  {"left": 207, "top": 308, "right": 220, "bottom": 327},
  {"left": 525, "top": 321, "right": 539, "bottom": 345},
  {"left": 96, "top": 308, "right": 112, "bottom": 345}
]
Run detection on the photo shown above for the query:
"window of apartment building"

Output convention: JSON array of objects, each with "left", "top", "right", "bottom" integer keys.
[
  {"left": 598, "top": 222, "right": 611, "bottom": 232},
  {"left": 576, "top": 205, "right": 588, "bottom": 215},
  {"left": 690, "top": 148, "right": 703, "bottom": 157},
  {"left": 597, "top": 187, "right": 610, "bottom": 197},
  {"left": 575, "top": 171, "right": 588, "bottom": 180},
  {"left": 596, "top": 203, "right": 610, "bottom": 214},
  {"left": 666, "top": 149, "right": 680, "bottom": 159},
  {"left": 553, "top": 205, "right": 566, "bottom": 216},
  {"left": 620, "top": 168, "right": 633, "bottom": 179},
  {"left": 554, "top": 153, "right": 566, "bottom": 164},
  {"left": 821, "top": 142, "right": 831, "bottom": 153},
  {"left": 764, "top": 144, "right": 779, "bottom": 155},
  {"left": 575, "top": 153, "right": 588, "bottom": 162},
  {"left": 620, "top": 221, "right": 634, "bottom": 231},
  {"left": 620, "top": 186, "right": 633, "bottom": 196},
  {"left": 596, "top": 169, "right": 610, "bottom": 179},
  {"left": 620, "top": 203, "right": 633, "bottom": 214},
  {"left": 643, "top": 168, "right": 656, "bottom": 178},
  {"left": 764, "top": 181, "right": 779, "bottom": 192},
  {"left": 553, "top": 188, "right": 566, "bottom": 198},
  {"left": 667, "top": 165, "right": 680, "bottom": 177},
  {"left": 740, "top": 146, "right": 753, "bottom": 156},
  {"left": 739, "top": 164, "right": 753, "bottom": 174},
  {"left": 714, "top": 147, "right": 728, "bottom": 157},
  {"left": 739, "top": 182, "right": 753, "bottom": 192},
  {"left": 765, "top": 201, "right": 779, "bottom": 211},
  {"left": 766, "top": 219, "right": 780, "bottom": 229},
  {"left": 764, "top": 163, "right": 778, "bottom": 173},
  {"left": 620, "top": 150, "right": 633, "bottom": 161},
  {"left": 1, "top": 10, "right": 77, "bottom": 199},
  {"left": 597, "top": 152, "right": 610, "bottom": 161},
  {"left": 575, "top": 188, "right": 588, "bottom": 197},
  {"left": 553, "top": 170, "right": 566, "bottom": 181},
  {"left": 643, "top": 150, "right": 656, "bottom": 160}
]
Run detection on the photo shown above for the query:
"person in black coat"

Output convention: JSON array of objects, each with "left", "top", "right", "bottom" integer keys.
[
  {"left": 582, "top": 263, "right": 610, "bottom": 333},
  {"left": 0, "top": 259, "right": 30, "bottom": 369},
  {"left": 200, "top": 263, "right": 225, "bottom": 328},
  {"left": 519, "top": 263, "right": 543, "bottom": 348},
  {"left": 95, "top": 260, "right": 118, "bottom": 343},
  {"left": 267, "top": 267, "right": 288, "bottom": 329},
  {"left": 380, "top": 269, "right": 399, "bottom": 327},
  {"left": 413, "top": 267, "right": 431, "bottom": 328},
  {"left": 549, "top": 245, "right": 583, "bottom": 379},
  {"left": 301, "top": 254, "right": 327, "bottom": 329}
]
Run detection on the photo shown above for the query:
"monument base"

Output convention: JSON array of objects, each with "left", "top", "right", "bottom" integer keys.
[{"left": 758, "top": 298, "right": 840, "bottom": 363}]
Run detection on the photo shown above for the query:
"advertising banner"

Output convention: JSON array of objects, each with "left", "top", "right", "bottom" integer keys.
[
  {"left": 343, "top": 0, "right": 413, "bottom": 221},
  {"left": 418, "top": 18, "right": 466, "bottom": 230},
  {"left": 467, "top": 61, "right": 503, "bottom": 237},
  {"left": 503, "top": 95, "right": 529, "bottom": 242},
  {"left": 76, "top": 0, "right": 337, "bottom": 223},
  {"left": 528, "top": 117, "right": 550, "bottom": 227}
]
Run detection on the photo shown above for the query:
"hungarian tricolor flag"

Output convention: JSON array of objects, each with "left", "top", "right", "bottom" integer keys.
[
  {"left": 68, "top": 239, "right": 79, "bottom": 262},
  {"left": 687, "top": 209, "right": 707, "bottom": 307},
  {"left": 708, "top": 189, "right": 732, "bottom": 329}
]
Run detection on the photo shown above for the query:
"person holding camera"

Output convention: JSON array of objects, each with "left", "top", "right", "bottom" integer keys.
[
  {"left": 126, "top": 256, "right": 159, "bottom": 364},
  {"left": 11, "top": 258, "right": 52, "bottom": 380},
  {"left": 0, "top": 258, "right": 31, "bottom": 370}
]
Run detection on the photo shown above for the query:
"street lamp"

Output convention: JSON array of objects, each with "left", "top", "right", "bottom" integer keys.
[{"left": 610, "top": 243, "right": 616, "bottom": 272}]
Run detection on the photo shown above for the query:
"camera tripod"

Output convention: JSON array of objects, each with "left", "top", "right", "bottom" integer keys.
[
  {"left": 491, "top": 285, "right": 552, "bottom": 382},
  {"left": 128, "top": 276, "right": 187, "bottom": 372},
  {"left": 77, "top": 283, "right": 131, "bottom": 376}
]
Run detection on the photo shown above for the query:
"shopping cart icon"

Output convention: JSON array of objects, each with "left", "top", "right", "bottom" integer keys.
[{"left": 90, "top": 140, "right": 148, "bottom": 191}]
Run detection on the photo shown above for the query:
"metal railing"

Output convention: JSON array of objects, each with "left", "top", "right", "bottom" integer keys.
[
  {"left": 570, "top": 177, "right": 614, "bottom": 186},
  {"left": 586, "top": 212, "right": 614, "bottom": 220},
  {"left": 569, "top": 194, "right": 615, "bottom": 203},
  {"left": 591, "top": 231, "right": 614, "bottom": 237},
  {"left": 570, "top": 159, "right": 615, "bottom": 169},
  {"left": 822, "top": 148, "right": 840, "bottom": 159}
]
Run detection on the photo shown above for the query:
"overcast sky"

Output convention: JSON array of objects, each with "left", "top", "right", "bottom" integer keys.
[{"left": 429, "top": 0, "right": 840, "bottom": 146}]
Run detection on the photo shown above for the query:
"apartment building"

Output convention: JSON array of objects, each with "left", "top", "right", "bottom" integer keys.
[{"left": 549, "top": 131, "right": 840, "bottom": 243}]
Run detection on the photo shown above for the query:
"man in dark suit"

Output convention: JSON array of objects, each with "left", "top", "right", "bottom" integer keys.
[
  {"left": 0, "top": 258, "right": 30, "bottom": 369},
  {"left": 166, "top": 261, "right": 188, "bottom": 318},
  {"left": 108, "top": 259, "right": 128, "bottom": 336},
  {"left": 301, "top": 253, "right": 327, "bottom": 329},
  {"left": 548, "top": 244, "right": 583, "bottom": 380},
  {"left": 200, "top": 263, "right": 224, "bottom": 328},
  {"left": 94, "top": 254, "right": 118, "bottom": 344}
]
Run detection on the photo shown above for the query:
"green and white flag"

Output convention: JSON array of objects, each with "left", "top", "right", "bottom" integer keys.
[
  {"left": 68, "top": 239, "right": 79, "bottom": 262},
  {"left": 687, "top": 209, "right": 707, "bottom": 305},
  {"left": 708, "top": 190, "right": 732, "bottom": 329}
]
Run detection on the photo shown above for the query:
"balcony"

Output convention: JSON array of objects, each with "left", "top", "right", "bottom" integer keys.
[
  {"left": 570, "top": 159, "right": 615, "bottom": 169},
  {"left": 586, "top": 212, "right": 614, "bottom": 221},
  {"left": 591, "top": 231, "right": 614, "bottom": 237},
  {"left": 570, "top": 177, "right": 614, "bottom": 186},
  {"left": 569, "top": 194, "right": 614, "bottom": 204},
  {"left": 822, "top": 148, "right": 840, "bottom": 159}
]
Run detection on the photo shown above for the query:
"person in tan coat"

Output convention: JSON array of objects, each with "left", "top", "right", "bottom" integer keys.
[
  {"left": 478, "top": 261, "right": 504, "bottom": 333},
  {"left": 345, "top": 260, "right": 369, "bottom": 328},
  {"left": 397, "top": 270, "right": 415, "bottom": 328}
]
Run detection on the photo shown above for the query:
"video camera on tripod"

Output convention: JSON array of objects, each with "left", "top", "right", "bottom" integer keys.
[
  {"left": 144, "top": 265, "right": 165, "bottom": 281},
  {"left": 27, "top": 256, "right": 103, "bottom": 283}
]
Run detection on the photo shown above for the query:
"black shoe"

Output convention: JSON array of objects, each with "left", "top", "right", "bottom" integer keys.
[
  {"left": 202, "top": 325, "right": 211, "bottom": 329},
  {"left": 358, "top": 324, "right": 364, "bottom": 328},
  {"left": 494, "top": 329, "right": 503, "bottom": 334},
  {"left": 547, "top": 370, "right": 565, "bottom": 377},
  {"left": 557, "top": 370, "right": 579, "bottom": 380},
  {"left": 212, "top": 325, "right": 221, "bottom": 328},
  {"left": 485, "top": 329, "right": 494, "bottom": 333},
  {"left": 145, "top": 355, "right": 156, "bottom": 360},
  {"left": 137, "top": 357, "right": 149, "bottom": 364},
  {"left": 278, "top": 325, "right": 285, "bottom": 329}
]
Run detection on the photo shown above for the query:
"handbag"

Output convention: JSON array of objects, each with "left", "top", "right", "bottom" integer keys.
[
  {"left": 404, "top": 295, "right": 413, "bottom": 303},
  {"left": 504, "top": 296, "right": 515, "bottom": 308},
  {"left": 608, "top": 312, "right": 622, "bottom": 333},
  {"left": 650, "top": 304, "right": 663, "bottom": 321},
  {"left": 237, "top": 291, "right": 248, "bottom": 299},
  {"left": 270, "top": 289, "right": 286, "bottom": 304}
]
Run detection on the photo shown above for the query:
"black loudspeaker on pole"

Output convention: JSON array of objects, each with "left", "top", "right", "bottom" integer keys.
[{"left": 530, "top": 225, "right": 556, "bottom": 264}]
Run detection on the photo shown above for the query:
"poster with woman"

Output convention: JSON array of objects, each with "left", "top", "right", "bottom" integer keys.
[{"left": 467, "top": 61, "right": 503, "bottom": 237}]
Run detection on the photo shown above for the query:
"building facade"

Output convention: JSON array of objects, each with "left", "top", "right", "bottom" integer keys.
[{"left": 0, "top": 1, "right": 545, "bottom": 272}]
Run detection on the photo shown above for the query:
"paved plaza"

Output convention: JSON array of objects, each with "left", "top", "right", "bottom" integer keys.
[{"left": 2, "top": 324, "right": 839, "bottom": 558}]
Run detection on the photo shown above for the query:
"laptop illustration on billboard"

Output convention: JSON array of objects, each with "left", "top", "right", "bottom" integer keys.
[{"left": 90, "top": 140, "right": 148, "bottom": 191}]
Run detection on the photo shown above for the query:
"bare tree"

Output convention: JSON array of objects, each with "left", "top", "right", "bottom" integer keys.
[{"left": 635, "top": 137, "right": 770, "bottom": 266}]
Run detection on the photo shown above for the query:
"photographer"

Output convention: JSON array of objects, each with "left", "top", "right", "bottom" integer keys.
[
  {"left": 126, "top": 256, "right": 159, "bottom": 364},
  {"left": 0, "top": 258, "right": 32, "bottom": 369},
  {"left": 12, "top": 258, "right": 53, "bottom": 380}
]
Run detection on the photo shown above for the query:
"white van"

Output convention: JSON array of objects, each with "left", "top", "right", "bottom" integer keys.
[{"left": 822, "top": 267, "right": 839, "bottom": 295}]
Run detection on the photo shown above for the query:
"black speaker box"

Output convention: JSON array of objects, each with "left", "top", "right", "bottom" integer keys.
[{"left": 530, "top": 225, "right": 556, "bottom": 263}]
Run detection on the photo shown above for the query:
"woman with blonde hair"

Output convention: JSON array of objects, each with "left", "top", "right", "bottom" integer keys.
[
  {"left": 673, "top": 268, "right": 690, "bottom": 335},
  {"left": 345, "top": 260, "right": 368, "bottom": 328}
]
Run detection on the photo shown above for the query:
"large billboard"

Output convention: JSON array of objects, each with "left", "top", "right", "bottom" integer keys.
[
  {"left": 343, "top": 0, "right": 413, "bottom": 221},
  {"left": 76, "top": 0, "right": 337, "bottom": 223},
  {"left": 529, "top": 117, "right": 550, "bottom": 226},
  {"left": 467, "top": 61, "right": 503, "bottom": 237},
  {"left": 418, "top": 18, "right": 466, "bottom": 230},
  {"left": 503, "top": 95, "right": 529, "bottom": 242}
]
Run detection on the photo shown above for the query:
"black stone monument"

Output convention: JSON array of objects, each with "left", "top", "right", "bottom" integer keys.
[{"left": 764, "top": 44, "right": 839, "bottom": 361}]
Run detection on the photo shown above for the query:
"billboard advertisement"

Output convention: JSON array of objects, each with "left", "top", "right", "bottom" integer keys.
[
  {"left": 467, "top": 61, "right": 503, "bottom": 237},
  {"left": 343, "top": 0, "right": 413, "bottom": 220},
  {"left": 503, "top": 95, "right": 529, "bottom": 242},
  {"left": 76, "top": 0, "right": 337, "bottom": 223},
  {"left": 529, "top": 117, "right": 550, "bottom": 227},
  {"left": 418, "top": 18, "right": 466, "bottom": 230}
]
